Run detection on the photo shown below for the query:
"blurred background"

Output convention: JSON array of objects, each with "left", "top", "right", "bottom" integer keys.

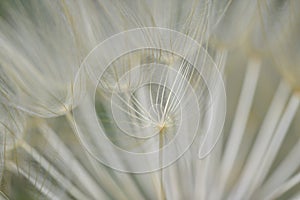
[{"left": 0, "top": 0, "right": 300, "bottom": 199}]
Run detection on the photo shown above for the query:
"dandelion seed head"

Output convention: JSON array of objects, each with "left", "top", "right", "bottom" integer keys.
[{"left": 1, "top": 0, "right": 300, "bottom": 199}]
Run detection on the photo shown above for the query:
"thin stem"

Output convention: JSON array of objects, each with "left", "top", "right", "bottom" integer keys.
[
  {"left": 66, "top": 112, "right": 144, "bottom": 200},
  {"left": 228, "top": 80, "right": 291, "bottom": 200},
  {"left": 245, "top": 94, "right": 300, "bottom": 199},
  {"left": 38, "top": 123, "right": 108, "bottom": 200},
  {"left": 18, "top": 142, "right": 91, "bottom": 200},
  {"left": 258, "top": 133, "right": 300, "bottom": 198},
  {"left": 6, "top": 161, "right": 60, "bottom": 200},
  {"left": 159, "top": 131, "right": 166, "bottom": 200},
  {"left": 216, "top": 59, "right": 261, "bottom": 199},
  {"left": 0, "top": 191, "right": 9, "bottom": 200},
  {"left": 265, "top": 171, "right": 300, "bottom": 200}
]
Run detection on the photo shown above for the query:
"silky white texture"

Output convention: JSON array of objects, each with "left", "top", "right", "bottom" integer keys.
[{"left": 0, "top": 0, "right": 300, "bottom": 199}]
